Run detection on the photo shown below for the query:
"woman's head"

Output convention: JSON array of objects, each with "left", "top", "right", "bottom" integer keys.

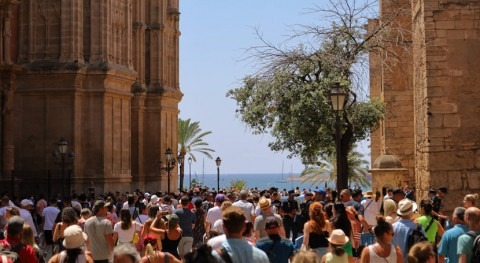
[
  {"left": 292, "top": 250, "right": 321, "bottom": 263},
  {"left": 327, "top": 229, "right": 348, "bottom": 256},
  {"left": 194, "top": 199, "right": 203, "bottom": 209},
  {"left": 21, "top": 224, "right": 36, "bottom": 247},
  {"left": 420, "top": 200, "right": 433, "bottom": 215},
  {"left": 221, "top": 200, "right": 232, "bottom": 211},
  {"left": 147, "top": 205, "right": 160, "bottom": 219},
  {"left": 407, "top": 241, "right": 435, "bottom": 263},
  {"left": 383, "top": 199, "right": 397, "bottom": 217},
  {"left": 324, "top": 203, "right": 333, "bottom": 219},
  {"left": 374, "top": 215, "right": 394, "bottom": 243},
  {"left": 333, "top": 202, "right": 346, "bottom": 216},
  {"left": 120, "top": 209, "right": 132, "bottom": 230},
  {"left": 5, "top": 206, "right": 19, "bottom": 220},
  {"left": 243, "top": 221, "right": 254, "bottom": 237},
  {"left": 309, "top": 202, "right": 326, "bottom": 232},
  {"left": 62, "top": 207, "right": 78, "bottom": 224},
  {"left": 464, "top": 193, "right": 478, "bottom": 208}
]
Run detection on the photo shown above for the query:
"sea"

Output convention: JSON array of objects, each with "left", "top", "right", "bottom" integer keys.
[{"left": 190, "top": 173, "right": 333, "bottom": 191}]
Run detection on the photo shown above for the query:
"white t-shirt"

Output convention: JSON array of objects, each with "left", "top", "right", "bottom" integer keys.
[
  {"left": 113, "top": 221, "right": 142, "bottom": 243},
  {"left": 212, "top": 219, "right": 224, "bottom": 234},
  {"left": 207, "top": 234, "right": 227, "bottom": 249},
  {"left": 361, "top": 199, "right": 379, "bottom": 226},
  {"left": 206, "top": 206, "right": 222, "bottom": 225},
  {"left": 233, "top": 200, "right": 254, "bottom": 222},
  {"left": 42, "top": 206, "right": 60, "bottom": 230},
  {"left": 20, "top": 208, "right": 38, "bottom": 237}
]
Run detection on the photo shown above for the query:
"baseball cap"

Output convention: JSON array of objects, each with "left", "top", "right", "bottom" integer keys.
[
  {"left": 20, "top": 199, "right": 34, "bottom": 207},
  {"left": 215, "top": 194, "right": 226, "bottom": 203},
  {"left": 314, "top": 189, "right": 326, "bottom": 196}
]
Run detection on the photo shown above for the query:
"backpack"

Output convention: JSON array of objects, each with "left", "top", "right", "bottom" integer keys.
[
  {"left": 0, "top": 240, "right": 23, "bottom": 263},
  {"left": 467, "top": 231, "right": 480, "bottom": 263},
  {"left": 407, "top": 223, "right": 428, "bottom": 251}
]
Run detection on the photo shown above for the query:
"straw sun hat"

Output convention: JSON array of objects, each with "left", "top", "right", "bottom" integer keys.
[{"left": 62, "top": 225, "right": 88, "bottom": 249}]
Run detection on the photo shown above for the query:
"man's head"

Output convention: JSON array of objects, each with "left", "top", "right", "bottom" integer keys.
[
  {"left": 437, "top": 187, "right": 448, "bottom": 198},
  {"left": 465, "top": 207, "right": 480, "bottom": 229},
  {"left": 259, "top": 197, "right": 271, "bottom": 212},
  {"left": 351, "top": 189, "right": 363, "bottom": 201},
  {"left": 239, "top": 190, "right": 248, "bottom": 200},
  {"left": 339, "top": 189, "right": 351, "bottom": 203},
  {"left": 180, "top": 196, "right": 190, "bottom": 207},
  {"left": 392, "top": 188, "right": 405, "bottom": 202},
  {"left": 92, "top": 200, "right": 111, "bottom": 216},
  {"left": 264, "top": 216, "right": 280, "bottom": 235},
  {"left": 305, "top": 192, "right": 313, "bottom": 201},
  {"left": 7, "top": 216, "right": 24, "bottom": 238},
  {"left": 113, "top": 243, "right": 141, "bottom": 263},
  {"left": 215, "top": 194, "right": 225, "bottom": 205},
  {"left": 20, "top": 199, "right": 34, "bottom": 210},
  {"left": 314, "top": 189, "right": 326, "bottom": 201},
  {"left": 222, "top": 206, "right": 246, "bottom": 237},
  {"left": 452, "top": 207, "right": 466, "bottom": 225},
  {"left": 288, "top": 190, "right": 295, "bottom": 199},
  {"left": 397, "top": 199, "right": 414, "bottom": 219},
  {"left": 387, "top": 188, "right": 393, "bottom": 196}
]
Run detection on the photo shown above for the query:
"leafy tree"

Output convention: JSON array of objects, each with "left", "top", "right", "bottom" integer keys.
[
  {"left": 226, "top": 0, "right": 403, "bottom": 190},
  {"left": 178, "top": 118, "right": 215, "bottom": 190},
  {"left": 230, "top": 179, "right": 248, "bottom": 191},
  {"left": 300, "top": 147, "right": 370, "bottom": 189}
]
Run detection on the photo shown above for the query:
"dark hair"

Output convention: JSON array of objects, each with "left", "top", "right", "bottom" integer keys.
[
  {"left": 243, "top": 222, "right": 254, "bottom": 236},
  {"left": 181, "top": 196, "right": 190, "bottom": 206},
  {"left": 420, "top": 200, "right": 433, "bottom": 215},
  {"left": 331, "top": 202, "right": 352, "bottom": 237},
  {"left": 65, "top": 248, "right": 83, "bottom": 263},
  {"left": 184, "top": 244, "right": 218, "bottom": 263},
  {"left": 374, "top": 215, "right": 392, "bottom": 238},
  {"left": 331, "top": 243, "right": 346, "bottom": 257},
  {"left": 148, "top": 205, "right": 160, "bottom": 219},
  {"left": 222, "top": 207, "right": 246, "bottom": 235},
  {"left": 324, "top": 203, "right": 334, "bottom": 219},
  {"left": 120, "top": 209, "right": 132, "bottom": 230},
  {"left": 62, "top": 207, "right": 78, "bottom": 224},
  {"left": 194, "top": 199, "right": 203, "bottom": 209}
]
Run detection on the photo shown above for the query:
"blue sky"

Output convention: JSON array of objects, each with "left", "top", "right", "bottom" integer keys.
[{"left": 178, "top": 1, "right": 371, "bottom": 175}]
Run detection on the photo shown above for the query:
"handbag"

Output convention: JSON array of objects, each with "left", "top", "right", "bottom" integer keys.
[{"left": 133, "top": 232, "right": 140, "bottom": 244}]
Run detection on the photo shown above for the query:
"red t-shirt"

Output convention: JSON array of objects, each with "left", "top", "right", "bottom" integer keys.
[{"left": 0, "top": 237, "right": 39, "bottom": 263}]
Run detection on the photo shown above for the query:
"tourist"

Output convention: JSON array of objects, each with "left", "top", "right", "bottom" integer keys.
[
  {"left": 22, "top": 224, "right": 45, "bottom": 263},
  {"left": 457, "top": 207, "right": 480, "bottom": 263},
  {"left": 42, "top": 197, "right": 60, "bottom": 259},
  {"left": 19, "top": 199, "right": 38, "bottom": 237},
  {"left": 292, "top": 250, "right": 321, "bottom": 263},
  {"left": 233, "top": 190, "right": 255, "bottom": 223},
  {"left": 84, "top": 200, "right": 115, "bottom": 263},
  {"left": 463, "top": 193, "right": 478, "bottom": 209},
  {"left": 242, "top": 221, "right": 255, "bottom": 245},
  {"left": 359, "top": 215, "right": 402, "bottom": 263},
  {"left": 113, "top": 209, "right": 143, "bottom": 245},
  {"left": 48, "top": 225, "right": 93, "bottom": 263},
  {"left": 302, "top": 202, "right": 331, "bottom": 259},
  {"left": 384, "top": 188, "right": 393, "bottom": 200},
  {"left": 321, "top": 229, "right": 351, "bottom": 263},
  {"left": 0, "top": 216, "right": 39, "bottom": 263},
  {"left": 212, "top": 201, "right": 232, "bottom": 234},
  {"left": 392, "top": 199, "right": 424, "bottom": 263},
  {"left": 192, "top": 199, "right": 206, "bottom": 246},
  {"left": 140, "top": 234, "right": 180, "bottom": 263},
  {"left": 361, "top": 191, "right": 379, "bottom": 227},
  {"left": 415, "top": 200, "right": 444, "bottom": 244},
  {"left": 174, "top": 196, "right": 196, "bottom": 259},
  {"left": 183, "top": 243, "right": 217, "bottom": 263},
  {"left": 78, "top": 208, "right": 92, "bottom": 230},
  {"left": 206, "top": 194, "right": 225, "bottom": 234},
  {"left": 407, "top": 242, "right": 436, "bottom": 263},
  {"left": 330, "top": 202, "right": 354, "bottom": 257},
  {"left": 150, "top": 213, "right": 182, "bottom": 259},
  {"left": 254, "top": 197, "right": 285, "bottom": 240},
  {"left": 281, "top": 190, "right": 299, "bottom": 241},
  {"left": 211, "top": 206, "right": 269, "bottom": 263},
  {"left": 135, "top": 203, "right": 148, "bottom": 225},
  {"left": 432, "top": 187, "right": 449, "bottom": 224},
  {"left": 314, "top": 189, "right": 327, "bottom": 205},
  {"left": 256, "top": 216, "right": 296, "bottom": 263},
  {"left": 53, "top": 207, "right": 79, "bottom": 254},
  {"left": 437, "top": 207, "right": 467, "bottom": 263},
  {"left": 383, "top": 199, "right": 398, "bottom": 224},
  {"left": 113, "top": 243, "right": 141, "bottom": 263}
]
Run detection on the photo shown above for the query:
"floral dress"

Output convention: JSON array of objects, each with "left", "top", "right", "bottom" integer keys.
[{"left": 192, "top": 208, "right": 206, "bottom": 245}]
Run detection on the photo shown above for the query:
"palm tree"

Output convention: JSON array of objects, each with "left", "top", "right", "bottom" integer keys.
[
  {"left": 300, "top": 147, "right": 370, "bottom": 189},
  {"left": 178, "top": 118, "right": 215, "bottom": 190},
  {"left": 230, "top": 179, "right": 248, "bottom": 191}
]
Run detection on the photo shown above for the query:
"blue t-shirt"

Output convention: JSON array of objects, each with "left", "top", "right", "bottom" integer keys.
[
  {"left": 212, "top": 238, "right": 270, "bottom": 263},
  {"left": 174, "top": 208, "right": 196, "bottom": 237},
  {"left": 256, "top": 235, "right": 296, "bottom": 263},
  {"left": 393, "top": 219, "right": 424, "bottom": 263},
  {"left": 438, "top": 224, "right": 468, "bottom": 263},
  {"left": 457, "top": 230, "right": 480, "bottom": 263}
]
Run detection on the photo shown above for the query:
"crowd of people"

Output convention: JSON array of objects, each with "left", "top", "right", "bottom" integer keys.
[{"left": 0, "top": 185, "right": 478, "bottom": 263}]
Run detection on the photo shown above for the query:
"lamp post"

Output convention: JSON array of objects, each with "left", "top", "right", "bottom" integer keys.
[
  {"left": 52, "top": 138, "right": 75, "bottom": 196},
  {"left": 330, "top": 82, "right": 347, "bottom": 191},
  {"left": 188, "top": 157, "right": 192, "bottom": 188},
  {"left": 177, "top": 154, "right": 184, "bottom": 191},
  {"left": 158, "top": 148, "right": 177, "bottom": 193},
  {"left": 215, "top": 157, "right": 221, "bottom": 191}
]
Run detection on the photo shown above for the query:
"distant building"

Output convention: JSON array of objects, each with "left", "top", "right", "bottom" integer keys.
[{"left": 0, "top": 0, "right": 182, "bottom": 194}]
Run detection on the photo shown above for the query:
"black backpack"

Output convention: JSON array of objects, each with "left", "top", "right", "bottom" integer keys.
[
  {"left": 407, "top": 224, "right": 428, "bottom": 251},
  {"left": 468, "top": 231, "right": 480, "bottom": 263}
]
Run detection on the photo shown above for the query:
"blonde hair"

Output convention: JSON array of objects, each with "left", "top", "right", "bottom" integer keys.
[
  {"left": 221, "top": 200, "right": 232, "bottom": 211},
  {"left": 22, "top": 224, "right": 40, "bottom": 252},
  {"left": 292, "top": 250, "right": 321, "bottom": 263},
  {"left": 407, "top": 241, "right": 434, "bottom": 263},
  {"left": 465, "top": 194, "right": 479, "bottom": 205},
  {"left": 383, "top": 199, "right": 397, "bottom": 216}
]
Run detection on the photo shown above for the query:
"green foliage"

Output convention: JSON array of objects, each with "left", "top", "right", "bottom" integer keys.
[
  {"left": 300, "top": 147, "right": 371, "bottom": 188},
  {"left": 230, "top": 179, "right": 248, "bottom": 191},
  {"left": 178, "top": 118, "right": 215, "bottom": 162}
]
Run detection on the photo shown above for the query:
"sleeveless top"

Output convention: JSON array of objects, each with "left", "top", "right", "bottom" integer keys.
[
  {"left": 161, "top": 231, "right": 181, "bottom": 258},
  {"left": 325, "top": 252, "right": 349, "bottom": 263},
  {"left": 59, "top": 250, "right": 87, "bottom": 263},
  {"left": 368, "top": 244, "right": 397, "bottom": 263},
  {"left": 309, "top": 231, "right": 329, "bottom": 248}
]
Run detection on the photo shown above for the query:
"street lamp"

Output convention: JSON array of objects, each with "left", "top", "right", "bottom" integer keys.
[
  {"left": 188, "top": 157, "right": 192, "bottom": 188},
  {"left": 330, "top": 82, "right": 347, "bottom": 191},
  {"left": 52, "top": 138, "right": 75, "bottom": 196},
  {"left": 177, "top": 154, "right": 184, "bottom": 191},
  {"left": 158, "top": 148, "right": 176, "bottom": 193},
  {"left": 215, "top": 157, "right": 222, "bottom": 191}
]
